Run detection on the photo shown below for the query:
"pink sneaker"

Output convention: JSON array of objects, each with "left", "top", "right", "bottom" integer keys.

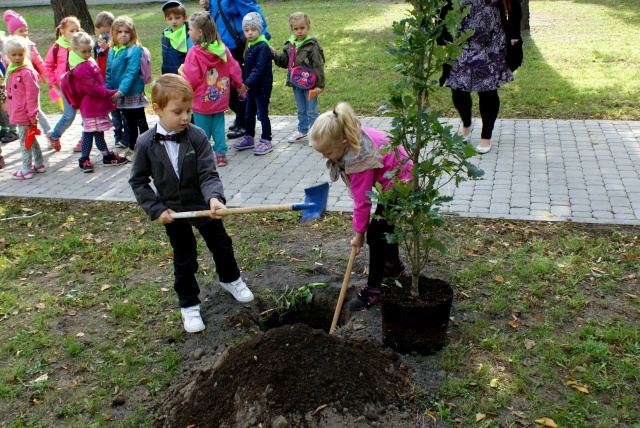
[
  {"left": 46, "top": 131, "right": 61, "bottom": 151},
  {"left": 30, "top": 164, "right": 46, "bottom": 173},
  {"left": 73, "top": 138, "right": 82, "bottom": 152}
]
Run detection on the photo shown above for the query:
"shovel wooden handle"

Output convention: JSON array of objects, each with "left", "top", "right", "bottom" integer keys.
[
  {"left": 170, "top": 204, "right": 295, "bottom": 218},
  {"left": 330, "top": 246, "right": 358, "bottom": 335}
]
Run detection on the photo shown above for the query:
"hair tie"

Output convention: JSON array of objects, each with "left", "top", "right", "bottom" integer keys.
[{"left": 332, "top": 109, "right": 339, "bottom": 122}]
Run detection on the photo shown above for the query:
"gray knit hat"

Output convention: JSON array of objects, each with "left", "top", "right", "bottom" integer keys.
[{"left": 242, "top": 12, "right": 263, "bottom": 33}]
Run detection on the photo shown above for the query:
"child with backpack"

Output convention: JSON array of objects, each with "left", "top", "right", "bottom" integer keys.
[
  {"left": 182, "top": 12, "right": 245, "bottom": 167},
  {"left": 44, "top": 16, "right": 82, "bottom": 152},
  {"left": 106, "top": 15, "right": 150, "bottom": 161},
  {"left": 2, "top": 10, "right": 52, "bottom": 145},
  {"left": 62, "top": 32, "right": 128, "bottom": 173},
  {"left": 4, "top": 36, "right": 46, "bottom": 180},
  {"left": 271, "top": 12, "right": 325, "bottom": 145}
]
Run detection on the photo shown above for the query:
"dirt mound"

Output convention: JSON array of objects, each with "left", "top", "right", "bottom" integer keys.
[{"left": 155, "top": 324, "right": 409, "bottom": 428}]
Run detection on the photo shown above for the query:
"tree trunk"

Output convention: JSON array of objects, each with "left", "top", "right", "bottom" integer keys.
[
  {"left": 51, "top": 0, "right": 95, "bottom": 35},
  {"left": 521, "top": 0, "right": 530, "bottom": 32}
]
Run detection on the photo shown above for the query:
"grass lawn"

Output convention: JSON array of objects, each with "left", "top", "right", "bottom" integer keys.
[
  {"left": 10, "top": 0, "right": 640, "bottom": 120},
  {"left": 0, "top": 198, "right": 639, "bottom": 426}
]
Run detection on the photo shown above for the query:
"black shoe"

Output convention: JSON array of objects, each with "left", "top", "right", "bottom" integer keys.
[
  {"left": 383, "top": 261, "right": 406, "bottom": 278},
  {"left": 228, "top": 122, "right": 238, "bottom": 131},
  {"left": 226, "top": 126, "right": 245, "bottom": 139},
  {"left": 348, "top": 286, "right": 380, "bottom": 311},
  {"left": 1, "top": 130, "right": 19, "bottom": 143},
  {"left": 79, "top": 157, "right": 94, "bottom": 173}
]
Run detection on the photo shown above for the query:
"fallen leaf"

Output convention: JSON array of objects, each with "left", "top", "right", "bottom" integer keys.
[
  {"left": 490, "top": 378, "right": 499, "bottom": 388},
  {"left": 535, "top": 417, "right": 558, "bottom": 427},
  {"left": 76, "top": 332, "right": 85, "bottom": 337},
  {"left": 33, "top": 374, "right": 48, "bottom": 383},
  {"left": 567, "top": 381, "right": 589, "bottom": 393},
  {"left": 100, "top": 285, "right": 111, "bottom": 292},
  {"left": 509, "top": 320, "right": 518, "bottom": 328},
  {"left": 624, "top": 293, "right": 638, "bottom": 299},
  {"left": 543, "top": 213, "right": 555, "bottom": 217},
  {"left": 160, "top": 288, "right": 169, "bottom": 292},
  {"left": 494, "top": 276, "right": 504, "bottom": 283},
  {"left": 35, "top": 303, "right": 45, "bottom": 309},
  {"left": 289, "top": 257, "right": 306, "bottom": 262},
  {"left": 525, "top": 339, "right": 536, "bottom": 349},
  {"left": 426, "top": 410, "right": 436, "bottom": 423},
  {"left": 476, "top": 413, "right": 486, "bottom": 422}
]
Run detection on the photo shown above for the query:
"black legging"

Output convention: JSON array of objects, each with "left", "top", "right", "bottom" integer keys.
[
  {"left": 122, "top": 107, "right": 149, "bottom": 151},
  {"left": 451, "top": 89, "right": 500, "bottom": 140},
  {"left": 366, "top": 204, "right": 401, "bottom": 288}
]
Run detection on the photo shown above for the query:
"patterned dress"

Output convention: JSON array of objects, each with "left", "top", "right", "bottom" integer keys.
[{"left": 447, "top": 0, "right": 513, "bottom": 92}]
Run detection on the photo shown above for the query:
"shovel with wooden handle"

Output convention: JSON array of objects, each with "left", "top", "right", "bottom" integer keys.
[
  {"left": 330, "top": 246, "right": 357, "bottom": 334},
  {"left": 170, "top": 182, "right": 329, "bottom": 221}
]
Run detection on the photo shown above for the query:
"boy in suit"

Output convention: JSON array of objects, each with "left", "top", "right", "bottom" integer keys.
[{"left": 129, "top": 74, "right": 253, "bottom": 333}]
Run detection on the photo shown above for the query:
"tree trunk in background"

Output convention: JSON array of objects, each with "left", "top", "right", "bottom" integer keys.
[
  {"left": 51, "top": 0, "right": 95, "bottom": 35},
  {"left": 521, "top": 0, "right": 530, "bottom": 31}
]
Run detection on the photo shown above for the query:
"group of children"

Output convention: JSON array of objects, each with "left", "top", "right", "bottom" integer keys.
[
  {"left": 0, "top": 3, "right": 408, "bottom": 330},
  {"left": 0, "top": 1, "right": 325, "bottom": 177}
]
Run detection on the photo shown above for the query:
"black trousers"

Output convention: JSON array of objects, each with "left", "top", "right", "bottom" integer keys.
[
  {"left": 228, "top": 45, "right": 246, "bottom": 128},
  {"left": 122, "top": 107, "right": 149, "bottom": 151},
  {"left": 366, "top": 204, "right": 401, "bottom": 289},
  {"left": 451, "top": 89, "right": 500, "bottom": 140},
  {"left": 164, "top": 219, "right": 241, "bottom": 308}
]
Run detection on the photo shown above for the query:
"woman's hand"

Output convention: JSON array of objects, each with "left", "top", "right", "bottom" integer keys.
[
  {"left": 158, "top": 209, "right": 175, "bottom": 224},
  {"left": 350, "top": 232, "right": 365, "bottom": 255}
]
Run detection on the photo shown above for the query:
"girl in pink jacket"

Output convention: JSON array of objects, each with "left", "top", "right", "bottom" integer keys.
[
  {"left": 3, "top": 9, "right": 52, "bottom": 139},
  {"left": 4, "top": 37, "right": 45, "bottom": 180},
  {"left": 65, "top": 32, "right": 128, "bottom": 173},
  {"left": 309, "top": 102, "right": 413, "bottom": 311},
  {"left": 44, "top": 16, "right": 81, "bottom": 151},
  {"left": 182, "top": 12, "right": 245, "bottom": 167}
]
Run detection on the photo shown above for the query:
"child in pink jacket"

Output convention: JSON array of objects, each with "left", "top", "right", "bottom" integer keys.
[
  {"left": 4, "top": 36, "right": 45, "bottom": 180},
  {"left": 182, "top": 12, "right": 245, "bottom": 167},
  {"left": 3, "top": 9, "right": 52, "bottom": 140},
  {"left": 64, "top": 32, "right": 128, "bottom": 173},
  {"left": 44, "top": 16, "right": 81, "bottom": 151},
  {"left": 309, "top": 102, "right": 413, "bottom": 311}
]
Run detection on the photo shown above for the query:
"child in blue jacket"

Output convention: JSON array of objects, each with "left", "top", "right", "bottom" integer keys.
[
  {"left": 161, "top": 1, "right": 193, "bottom": 75},
  {"left": 106, "top": 15, "right": 149, "bottom": 159}
]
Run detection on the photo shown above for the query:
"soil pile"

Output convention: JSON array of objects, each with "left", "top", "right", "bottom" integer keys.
[{"left": 155, "top": 324, "right": 409, "bottom": 427}]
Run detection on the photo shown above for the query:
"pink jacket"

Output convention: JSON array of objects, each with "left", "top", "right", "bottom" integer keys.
[
  {"left": 71, "top": 60, "right": 118, "bottom": 119},
  {"left": 182, "top": 45, "right": 243, "bottom": 115},
  {"left": 6, "top": 65, "right": 40, "bottom": 125},
  {"left": 348, "top": 127, "right": 413, "bottom": 233},
  {"left": 29, "top": 42, "right": 47, "bottom": 82},
  {"left": 44, "top": 42, "right": 70, "bottom": 86}
]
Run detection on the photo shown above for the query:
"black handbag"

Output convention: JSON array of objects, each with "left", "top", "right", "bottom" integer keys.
[
  {"left": 214, "top": 0, "right": 246, "bottom": 48},
  {"left": 502, "top": 0, "right": 523, "bottom": 71}
]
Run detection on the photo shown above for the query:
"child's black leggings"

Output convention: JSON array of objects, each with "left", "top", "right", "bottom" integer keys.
[
  {"left": 451, "top": 89, "right": 500, "bottom": 140},
  {"left": 121, "top": 107, "right": 149, "bottom": 151},
  {"left": 366, "top": 204, "right": 401, "bottom": 289}
]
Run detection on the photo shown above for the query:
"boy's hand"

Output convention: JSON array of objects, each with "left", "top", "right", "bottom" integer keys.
[
  {"left": 97, "top": 38, "right": 108, "bottom": 50},
  {"left": 350, "top": 232, "right": 365, "bottom": 255},
  {"left": 209, "top": 198, "right": 226, "bottom": 219},
  {"left": 158, "top": 209, "right": 175, "bottom": 224}
]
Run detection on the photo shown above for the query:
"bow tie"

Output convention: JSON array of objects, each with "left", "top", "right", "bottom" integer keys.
[{"left": 154, "top": 133, "right": 182, "bottom": 142}]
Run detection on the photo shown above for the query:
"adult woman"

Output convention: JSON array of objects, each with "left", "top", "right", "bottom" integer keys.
[{"left": 441, "top": 0, "right": 522, "bottom": 154}]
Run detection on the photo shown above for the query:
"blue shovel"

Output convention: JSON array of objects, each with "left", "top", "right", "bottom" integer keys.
[{"left": 170, "top": 182, "right": 329, "bottom": 221}]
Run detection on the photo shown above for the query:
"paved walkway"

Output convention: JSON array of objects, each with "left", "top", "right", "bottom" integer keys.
[{"left": 1, "top": 114, "right": 640, "bottom": 225}]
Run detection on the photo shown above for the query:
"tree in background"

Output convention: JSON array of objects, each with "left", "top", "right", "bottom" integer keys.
[
  {"left": 51, "top": 0, "right": 94, "bottom": 35},
  {"left": 521, "top": 0, "right": 529, "bottom": 31}
]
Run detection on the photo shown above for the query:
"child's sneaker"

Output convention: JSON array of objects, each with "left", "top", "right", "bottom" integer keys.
[
  {"left": 30, "top": 164, "right": 46, "bottom": 174},
  {"left": 288, "top": 131, "right": 307, "bottom": 143},
  {"left": 115, "top": 140, "right": 128, "bottom": 149},
  {"left": 215, "top": 152, "right": 227, "bottom": 167},
  {"left": 181, "top": 305, "right": 205, "bottom": 333},
  {"left": 1, "top": 130, "right": 19, "bottom": 143},
  {"left": 12, "top": 170, "right": 34, "bottom": 180},
  {"left": 348, "top": 286, "right": 380, "bottom": 311},
  {"left": 79, "top": 157, "right": 94, "bottom": 173},
  {"left": 123, "top": 149, "right": 135, "bottom": 162},
  {"left": 253, "top": 139, "right": 272, "bottom": 155},
  {"left": 233, "top": 135, "right": 254, "bottom": 150},
  {"left": 0, "top": 156, "right": 5, "bottom": 168},
  {"left": 45, "top": 131, "right": 61, "bottom": 151},
  {"left": 103, "top": 151, "right": 128, "bottom": 166},
  {"left": 220, "top": 277, "right": 254, "bottom": 302},
  {"left": 73, "top": 138, "right": 82, "bottom": 152},
  {"left": 384, "top": 260, "right": 406, "bottom": 278}
]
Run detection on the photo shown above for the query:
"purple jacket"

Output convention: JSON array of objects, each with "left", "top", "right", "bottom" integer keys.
[{"left": 71, "top": 59, "right": 118, "bottom": 119}]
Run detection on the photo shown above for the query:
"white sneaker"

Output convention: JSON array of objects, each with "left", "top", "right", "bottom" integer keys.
[
  {"left": 181, "top": 305, "right": 205, "bottom": 333},
  {"left": 288, "top": 131, "right": 308, "bottom": 143},
  {"left": 220, "top": 277, "right": 254, "bottom": 302}
]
